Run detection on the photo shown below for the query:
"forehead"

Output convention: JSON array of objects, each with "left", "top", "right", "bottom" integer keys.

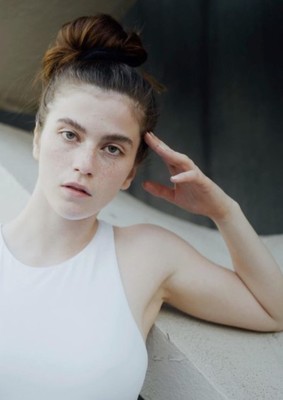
[{"left": 46, "top": 84, "right": 142, "bottom": 135}]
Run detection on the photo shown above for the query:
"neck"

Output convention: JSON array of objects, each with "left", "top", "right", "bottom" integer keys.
[{"left": 3, "top": 183, "right": 99, "bottom": 267}]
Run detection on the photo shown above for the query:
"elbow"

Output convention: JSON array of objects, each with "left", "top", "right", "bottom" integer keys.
[
  {"left": 251, "top": 317, "right": 283, "bottom": 333},
  {"left": 273, "top": 321, "right": 283, "bottom": 333},
  {"left": 262, "top": 319, "right": 283, "bottom": 333}
]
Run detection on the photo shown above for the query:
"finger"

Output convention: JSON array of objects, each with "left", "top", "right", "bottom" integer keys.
[
  {"left": 145, "top": 132, "right": 195, "bottom": 170},
  {"left": 170, "top": 169, "right": 200, "bottom": 184},
  {"left": 142, "top": 181, "right": 175, "bottom": 202}
]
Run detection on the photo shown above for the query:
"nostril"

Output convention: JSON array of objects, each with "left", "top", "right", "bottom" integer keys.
[{"left": 73, "top": 152, "right": 96, "bottom": 176}]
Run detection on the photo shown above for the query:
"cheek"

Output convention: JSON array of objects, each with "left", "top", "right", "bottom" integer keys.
[
  {"left": 99, "top": 162, "right": 127, "bottom": 182},
  {"left": 38, "top": 141, "right": 68, "bottom": 177},
  {"left": 43, "top": 152, "right": 62, "bottom": 170},
  {"left": 97, "top": 158, "right": 134, "bottom": 189}
]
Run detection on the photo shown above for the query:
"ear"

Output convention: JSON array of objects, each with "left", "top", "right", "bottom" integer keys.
[
  {"left": 121, "top": 165, "right": 137, "bottom": 191},
  {"left": 32, "top": 123, "right": 41, "bottom": 160}
]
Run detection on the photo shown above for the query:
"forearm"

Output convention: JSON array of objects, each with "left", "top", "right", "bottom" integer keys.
[
  {"left": 213, "top": 200, "right": 283, "bottom": 327},
  {"left": 143, "top": 133, "right": 283, "bottom": 328}
]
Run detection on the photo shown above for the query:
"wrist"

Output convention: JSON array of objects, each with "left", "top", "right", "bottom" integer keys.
[{"left": 211, "top": 198, "right": 241, "bottom": 225}]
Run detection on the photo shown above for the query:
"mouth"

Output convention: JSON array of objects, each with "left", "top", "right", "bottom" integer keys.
[{"left": 62, "top": 183, "right": 92, "bottom": 196}]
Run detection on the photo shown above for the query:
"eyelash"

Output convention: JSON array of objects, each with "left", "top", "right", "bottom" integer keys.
[
  {"left": 103, "top": 145, "right": 123, "bottom": 156},
  {"left": 60, "top": 131, "right": 123, "bottom": 157},
  {"left": 61, "top": 130, "right": 78, "bottom": 141}
]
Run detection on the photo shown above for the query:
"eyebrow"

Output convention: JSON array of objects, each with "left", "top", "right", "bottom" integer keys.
[
  {"left": 57, "top": 117, "right": 134, "bottom": 147},
  {"left": 57, "top": 118, "right": 86, "bottom": 133}
]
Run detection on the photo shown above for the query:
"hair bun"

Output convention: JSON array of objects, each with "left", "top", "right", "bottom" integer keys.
[
  {"left": 42, "top": 14, "right": 148, "bottom": 82},
  {"left": 79, "top": 45, "right": 147, "bottom": 67}
]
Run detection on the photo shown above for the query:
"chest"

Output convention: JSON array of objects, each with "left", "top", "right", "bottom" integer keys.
[{"left": 0, "top": 251, "right": 147, "bottom": 400}]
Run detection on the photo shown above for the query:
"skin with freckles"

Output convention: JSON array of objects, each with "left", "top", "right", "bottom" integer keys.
[
  {"left": 33, "top": 85, "right": 140, "bottom": 221},
  {"left": 3, "top": 84, "right": 283, "bottom": 340}
]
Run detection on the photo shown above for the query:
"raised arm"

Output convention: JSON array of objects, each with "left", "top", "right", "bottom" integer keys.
[{"left": 142, "top": 132, "right": 283, "bottom": 332}]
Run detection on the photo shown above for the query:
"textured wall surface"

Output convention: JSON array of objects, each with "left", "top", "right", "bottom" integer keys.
[{"left": 0, "top": 0, "right": 134, "bottom": 112}]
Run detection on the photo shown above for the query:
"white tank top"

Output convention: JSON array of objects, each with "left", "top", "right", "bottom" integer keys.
[{"left": 0, "top": 220, "right": 147, "bottom": 400}]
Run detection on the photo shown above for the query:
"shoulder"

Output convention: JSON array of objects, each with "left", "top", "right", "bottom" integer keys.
[
  {"left": 114, "top": 222, "right": 185, "bottom": 251},
  {"left": 111, "top": 223, "right": 193, "bottom": 335},
  {"left": 113, "top": 222, "right": 199, "bottom": 276}
]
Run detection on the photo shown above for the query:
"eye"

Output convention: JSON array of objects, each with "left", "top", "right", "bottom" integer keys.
[
  {"left": 61, "top": 131, "right": 78, "bottom": 141},
  {"left": 104, "top": 145, "right": 122, "bottom": 156}
]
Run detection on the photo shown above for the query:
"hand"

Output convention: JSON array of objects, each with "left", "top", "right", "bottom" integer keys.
[{"left": 143, "top": 132, "right": 236, "bottom": 222}]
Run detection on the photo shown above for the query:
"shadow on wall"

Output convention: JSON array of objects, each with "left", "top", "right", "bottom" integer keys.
[
  {"left": 123, "top": 0, "right": 283, "bottom": 235},
  {"left": 0, "top": 110, "right": 35, "bottom": 132}
]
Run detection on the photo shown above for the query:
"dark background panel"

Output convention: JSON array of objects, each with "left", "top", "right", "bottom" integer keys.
[{"left": 123, "top": 0, "right": 283, "bottom": 234}]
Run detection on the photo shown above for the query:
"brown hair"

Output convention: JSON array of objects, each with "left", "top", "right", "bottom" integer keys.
[{"left": 36, "top": 14, "right": 163, "bottom": 163}]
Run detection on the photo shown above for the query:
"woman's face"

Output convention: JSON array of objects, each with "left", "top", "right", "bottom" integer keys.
[{"left": 33, "top": 85, "right": 141, "bottom": 220}]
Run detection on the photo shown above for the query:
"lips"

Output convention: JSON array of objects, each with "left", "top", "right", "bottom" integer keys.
[{"left": 62, "top": 182, "right": 92, "bottom": 196}]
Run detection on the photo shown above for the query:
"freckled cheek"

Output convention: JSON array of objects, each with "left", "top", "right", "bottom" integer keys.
[
  {"left": 99, "top": 163, "right": 123, "bottom": 179},
  {"left": 98, "top": 160, "right": 134, "bottom": 184},
  {"left": 39, "top": 146, "right": 70, "bottom": 177}
]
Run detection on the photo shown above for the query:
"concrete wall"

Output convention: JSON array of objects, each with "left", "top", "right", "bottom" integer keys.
[{"left": 0, "top": 0, "right": 134, "bottom": 113}]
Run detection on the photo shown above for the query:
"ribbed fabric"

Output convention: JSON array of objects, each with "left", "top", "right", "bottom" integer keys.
[{"left": 0, "top": 220, "right": 147, "bottom": 400}]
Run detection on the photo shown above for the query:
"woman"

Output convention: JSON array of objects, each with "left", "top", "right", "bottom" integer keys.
[{"left": 0, "top": 14, "right": 282, "bottom": 400}]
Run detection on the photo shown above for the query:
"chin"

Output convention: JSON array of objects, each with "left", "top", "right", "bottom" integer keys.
[{"left": 55, "top": 206, "right": 98, "bottom": 221}]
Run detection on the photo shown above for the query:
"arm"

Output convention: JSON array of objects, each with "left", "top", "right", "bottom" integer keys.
[{"left": 143, "top": 132, "right": 283, "bottom": 332}]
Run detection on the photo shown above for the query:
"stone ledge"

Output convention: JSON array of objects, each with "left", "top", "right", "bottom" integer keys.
[
  {"left": 100, "top": 191, "right": 283, "bottom": 400},
  {"left": 1, "top": 123, "right": 283, "bottom": 399}
]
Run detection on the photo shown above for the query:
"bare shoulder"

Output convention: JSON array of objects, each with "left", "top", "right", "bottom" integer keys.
[
  {"left": 114, "top": 222, "right": 187, "bottom": 256},
  {"left": 114, "top": 222, "right": 189, "bottom": 246},
  {"left": 114, "top": 223, "right": 168, "bottom": 269},
  {"left": 113, "top": 223, "right": 221, "bottom": 333},
  {"left": 113, "top": 223, "right": 197, "bottom": 336},
  {"left": 114, "top": 222, "right": 199, "bottom": 278}
]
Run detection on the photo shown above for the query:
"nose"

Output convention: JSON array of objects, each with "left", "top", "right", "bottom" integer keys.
[{"left": 73, "top": 146, "right": 96, "bottom": 176}]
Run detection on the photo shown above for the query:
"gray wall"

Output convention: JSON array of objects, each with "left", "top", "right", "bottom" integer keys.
[
  {"left": 0, "top": 0, "right": 134, "bottom": 113},
  {"left": 124, "top": 0, "right": 283, "bottom": 234}
]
